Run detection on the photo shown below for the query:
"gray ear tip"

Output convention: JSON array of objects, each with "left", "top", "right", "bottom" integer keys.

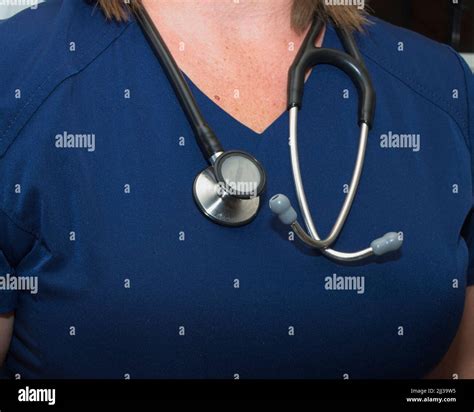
[
  {"left": 385, "top": 232, "right": 403, "bottom": 246},
  {"left": 371, "top": 232, "right": 403, "bottom": 256},
  {"left": 269, "top": 194, "right": 291, "bottom": 214},
  {"left": 269, "top": 194, "right": 297, "bottom": 225}
]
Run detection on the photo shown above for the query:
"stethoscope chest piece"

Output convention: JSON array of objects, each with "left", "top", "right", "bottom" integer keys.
[
  {"left": 193, "top": 150, "right": 266, "bottom": 227},
  {"left": 193, "top": 167, "right": 260, "bottom": 226}
]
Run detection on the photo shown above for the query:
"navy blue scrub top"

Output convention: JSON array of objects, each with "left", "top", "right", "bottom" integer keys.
[{"left": 1, "top": 0, "right": 474, "bottom": 379}]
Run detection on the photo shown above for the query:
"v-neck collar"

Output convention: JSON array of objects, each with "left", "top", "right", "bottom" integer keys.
[{"left": 179, "top": 21, "right": 340, "bottom": 145}]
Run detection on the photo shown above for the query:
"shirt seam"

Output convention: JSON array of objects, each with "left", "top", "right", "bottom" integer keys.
[
  {"left": 0, "top": 206, "right": 40, "bottom": 243},
  {"left": 450, "top": 49, "right": 473, "bottom": 153},
  {"left": 0, "top": 24, "right": 106, "bottom": 142},
  {"left": 360, "top": 45, "right": 469, "bottom": 147},
  {"left": 0, "top": 20, "right": 132, "bottom": 146},
  {"left": 0, "top": 19, "right": 133, "bottom": 250}
]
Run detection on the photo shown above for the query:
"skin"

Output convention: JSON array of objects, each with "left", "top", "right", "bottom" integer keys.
[
  {"left": 1, "top": 0, "right": 473, "bottom": 378},
  {"left": 142, "top": 0, "right": 324, "bottom": 134}
]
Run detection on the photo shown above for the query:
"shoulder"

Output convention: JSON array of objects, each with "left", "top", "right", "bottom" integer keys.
[
  {"left": 357, "top": 16, "right": 472, "bottom": 141},
  {"left": 0, "top": 0, "right": 131, "bottom": 158},
  {"left": 0, "top": 0, "right": 63, "bottom": 86}
]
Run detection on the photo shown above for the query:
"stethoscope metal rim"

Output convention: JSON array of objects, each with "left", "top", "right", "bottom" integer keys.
[{"left": 193, "top": 166, "right": 261, "bottom": 227}]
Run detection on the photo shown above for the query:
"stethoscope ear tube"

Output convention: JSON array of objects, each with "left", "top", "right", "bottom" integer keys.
[
  {"left": 274, "top": 18, "right": 402, "bottom": 261},
  {"left": 134, "top": 5, "right": 224, "bottom": 159},
  {"left": 134, "top": 4, "right": 267, "bottom": 227},
  {"left": 287, "top": 19, "right": 376, "bottom": 128}
]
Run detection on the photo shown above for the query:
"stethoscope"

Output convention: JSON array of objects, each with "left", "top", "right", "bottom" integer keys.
[{"left": 134, "top": 6, "right": 403, "bottom": 262}]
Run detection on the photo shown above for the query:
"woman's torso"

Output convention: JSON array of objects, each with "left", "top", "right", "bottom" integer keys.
[{"left": 1, "top": 0, "right": 472, "bottom": 378}]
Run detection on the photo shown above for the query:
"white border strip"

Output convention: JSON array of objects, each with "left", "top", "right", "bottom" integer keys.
[
  {"left": 461, "top": 54, "right": 474, "bottom": 72},
  {"left": 0, "top": 1, "right": 43, "bottom": 20}
]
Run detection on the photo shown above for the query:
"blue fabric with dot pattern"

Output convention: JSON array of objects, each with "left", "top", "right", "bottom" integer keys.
[{"left": 0, "top": 0, "right": 473, "bottom": 379}]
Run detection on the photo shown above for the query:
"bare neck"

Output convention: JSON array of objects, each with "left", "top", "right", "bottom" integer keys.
[
  {"left": 142, "top": 0, "right": 295, "bottom": 43},
  {"left": 140, "top": 0, "right": 324, "bottom": 134}
]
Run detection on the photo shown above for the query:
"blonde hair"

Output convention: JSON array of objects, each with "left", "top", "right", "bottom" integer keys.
[{"left": 92, "top": 0, "right": 367, "bottom": 33}]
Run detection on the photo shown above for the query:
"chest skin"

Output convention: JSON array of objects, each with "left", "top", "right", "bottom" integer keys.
[
  {"left": 142, "top": 1, "right": 324, "bottom": 135},
  {"left": 6, "top": 23, "right": 471, "bottom": 379}
]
